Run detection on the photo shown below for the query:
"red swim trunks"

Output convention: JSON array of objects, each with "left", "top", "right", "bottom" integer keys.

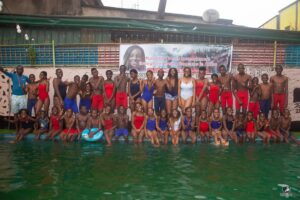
[
  {"left": 209, "top": 84, "right": 219, "bottom": 105},
  {"left": 248, "top": 101, "right": 260, "bottom": 118},
  {"left": 116, "top": 91, "right": 128, "bottom": 108},
  {"left": 63, "top": 128, "right": 78, "bottom": 135},
  {"left": 199, "top": 121, "right": 209, "bottom": 132},
  {"left": 235, "top": 90, "right": 249, "bottom": 110},
  {"left": 220, "top": 91, "right": 233, "bottom": 109},
  {"left": 91, "top": 94, "right": 104, "bottom": 111},
  {"left": 272, "top": 93, "right": 285, "bottom": 113}
]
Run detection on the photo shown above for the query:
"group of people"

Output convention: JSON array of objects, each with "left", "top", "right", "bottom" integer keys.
[{"left": 0, "top": 63, "right": 298, "bottom": 146}]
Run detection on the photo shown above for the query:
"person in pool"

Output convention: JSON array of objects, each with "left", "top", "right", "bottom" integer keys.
[
  {"left": 46, "top": 106, "right": 63, "bottom": 141},
  {"left": 76, "top": 105, "right": 89, "bottom": 137},
  {"left": 181, "top": 107, "right": 196, "bottom": 144},
  {"left": 34, "top": 110, "right": 49, "bottom": 140},
  {"left": 131, "top": 102, "right": 146, "bottom": 144},
  {"left": 156, "top": 109, "right": 169, "bottom": 145},
  {"left": 87, "top": 109, "right": 102, "bottom": 139},
  {"left": 141, "top": 70, "right": 155, "bottom": 113},
  {"left": 114, "top": 105, "right": 129, "bottom": 142},
  {"left": 280, "top": 109, "right": 300, "bottom": 145},
  {"left": 168, "top": 109, "right": 181, "bottom": 145},
  {"left": 197, "top": 110, "right": 210, "bottom": 143},
  {"left": 145, "top": 107, "right": 160, "bottom": 146},
  {"left": 123, "top": 45, "right": 146, "bottom": 72},
  {"left": 100, "top": 104, "right": 116, "bottom": 146}
]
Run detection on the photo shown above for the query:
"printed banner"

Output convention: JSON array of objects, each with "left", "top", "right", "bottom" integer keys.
[{"left": 119, "top": 44, "right": 232, "bottom": 74}]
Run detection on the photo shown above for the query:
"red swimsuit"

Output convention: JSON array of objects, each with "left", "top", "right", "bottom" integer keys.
[
  {"left": 104, "top": 118, "right": 113, "bottom": 130},
  {"left": 209, "top": 84, "right": 219, "bottom": 105},
  {"left": 195, "top": 81, "right": 207, "bottom": 99},
  {"left": 134, "top": 115, "right": 145, "bottom": 129},
  {"left": 50, "top": 115, "right": 60, "bottom": 130},
  {"left": 199, "top": 121, "right": 209, "bottom": 132},
  {"left": 104, "top": 83, "right": 114, "bottom": 99},
  {"left": 38, "top": 84, "right": 49, "bottom": 102},
  {"left": 245, "top": 120, "right": 255, "bottom": 132}
]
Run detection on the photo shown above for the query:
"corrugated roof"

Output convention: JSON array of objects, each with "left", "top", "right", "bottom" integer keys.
[{"left": 1, "top": 14, "right": 300, "bottom": 42}]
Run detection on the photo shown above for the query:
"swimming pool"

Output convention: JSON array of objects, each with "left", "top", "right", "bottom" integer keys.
[{"left": 0, "top": 136, "right": 299, "bottom": 199}]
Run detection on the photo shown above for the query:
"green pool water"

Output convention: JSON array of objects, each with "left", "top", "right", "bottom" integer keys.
[{"left": 0, "top": 139, "right": 300, "bottom": 200}]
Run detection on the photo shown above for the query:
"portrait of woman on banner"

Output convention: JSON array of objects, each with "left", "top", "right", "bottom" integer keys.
[{"left": 123, "top": 45, "right": 146, "bottom": 72}]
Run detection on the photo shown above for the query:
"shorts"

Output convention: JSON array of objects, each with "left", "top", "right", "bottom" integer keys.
[
  {"left": 27, "top": 98, "right": 37, "bottom": 116},
  {"left": 260, "top": 99, "right": 271, "bottom": 118},
  {"left": 79, "top": 98, "right": 91, "bottom": 111},
  {"left": 154, "top": 96, "right": 166, "bottom": 113},
  {"left": 236, "top": 128, "right": 245, "bottom": 137},
  {"left": 91, "top": 94, "right": 104, "bottom": 111},
  {"left": 248, "top": 102, "right": 260, "bottom": 118},
  {"left": 165, "top": 93, "right": 177, "bottom": 101},
  {"left": 64, "top": 97, "right": 78, "bottom": 113},
  {"left": 11, "top": 95, "right": 27, "bottom": 114},
  {"left": 116, "top": 92, "right": 128, "bottom": 108},
  {"left": 235, "top": 90, "right": 249, "bottom": 110},
  {"left": 115, "top": 128, "right": 129, "bottom": 137},
  {"left": 273, "top": 93, "right": 285, "bottom": 113},
  {"left": 220, "top": 91, "right": 233, "bottom": 108},
  {"left": 63, "top": 128, "right": 79, "bottom": 135}
]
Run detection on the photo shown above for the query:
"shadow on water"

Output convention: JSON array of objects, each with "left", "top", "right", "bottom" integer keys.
[{"left": 0, "top": 140, "right": 299, "bottom": 199}]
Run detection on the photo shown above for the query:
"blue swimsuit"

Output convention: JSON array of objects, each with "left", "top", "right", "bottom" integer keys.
[
  {"left": 146, "top": 118, "right": 156, "bottom": 131},
  {"left": 184, "top": 117, "right": 193, "bottom": 132},
  {"left": 211, "top": 120, "right": 222, "bottom": 129},
  {"left": 159, "top": 118, "right": 168, "bottom": 131},
  {"left": 142, "top": 83, "right": 154, "bottom": 103}
]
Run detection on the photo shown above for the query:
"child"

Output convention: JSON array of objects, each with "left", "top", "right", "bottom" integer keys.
[
  {"left": 26, "top": 74, "right": 38, "bottom": 116},
  {"left": 64, "top": 75, "right": 80, "bottom": 113},
  {"left": 141, "top": 70, "right": 155, "bottom": 112},
  {"left": 100, "top": 105, "right": 115, "bottom": 146},
  {"left": 103, "top": 70, "right": 116, "bottom": 110},
  {"left": 46, "top": 106, "right": 63, "bottom": 141},
  {"left": 128, "top": 69, "right": 142, "bottom": 112},
  {"left": 168, "top": 109, "right": 181, "bottom": 145},
  {"left": 145, "top": 108, "right": 160, "bottom": 146},
  {"left": 179, "top": 67, "right": 195, "bottom": 112},
  {"left": 79, "top": 82, "right": 92, "bottom": 112},
  {"left": 87, "top": 109, "right": 102, "bottom": 139},
  {"left": 195, "top": 67, "right": 208, "bottom": 112},
  {"left": 268, "top": 109, "right": 284, "bottom": 142},
  {"left": 222, "top": 107, "right": 238, "bottom": 144},
  {"left": 156, "top": 109, "right": 169, "bottom": 145},
  {"left": 34, "top": 110, "right": 49, "bottom": 140},
  {"left": 5, "top": 109, "right": 35, "bottom": 143},
  {"left": 280, "top": 109, "right": 300, "bottom": 145},
  {"left": 154, "top": 69, "right": 167, "bottom": 115},
  {"left": 76, "top": 105, "right": 89, "bottom": 140},
  {"left": 197, "top": 110, "right": 210, "bottom": 143},
  {"left": 234, "top": 112, "right": 246, "bottom": 143},
  {"left": 181, "top": 107, "right": 196, "bottom": 144},
  {"left": 36, "top": 71, "right": 50, "bottom": 115},
  {"left": 208, "top": 73, "right": 221, "bottom": 116},
  {"left": 210, "top": 108, "right": 226, "bottom": 146},
  {"left": 259, "top": 74, "right": 272, "bottom": 118},
  {"left": 114, "top": 105, "right": 129, "bottom": 142},
  {"left": 245, "top": 111, "right": 257, "bottom": 143},
  {"left": 114, "top": 65, "right": 129, "bottom": 109},
  {"left": 60, "top": 109, "right": 77, "bottom": 142},
  {"left": 131, "top": 102, "right": 146, "bottom": 143},
  {"left": 248, "top": 77, "right": 261, "bottom": 119},
  {"left": 256, "top": 112, "right": 271, "bottom": 143}
]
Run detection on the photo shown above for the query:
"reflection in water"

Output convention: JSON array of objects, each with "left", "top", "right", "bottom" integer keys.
[{"left": 0, "top": 141, "right": 299, "bottom": 199}]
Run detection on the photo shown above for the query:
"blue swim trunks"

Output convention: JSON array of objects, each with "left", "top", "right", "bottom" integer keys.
[
  {"left": 64, "top": 97, "right": 78, "bottom": 113},
  {"left": 27, "top": 98, "right": 37, "bottom": 116},
  {"left": 115, "top": 128, "right": 129, "bottom": 137}
]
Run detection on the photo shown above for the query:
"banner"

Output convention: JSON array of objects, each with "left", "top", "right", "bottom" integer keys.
[{"left": 119, "top": 44, "right": 232, "bottom": 74}]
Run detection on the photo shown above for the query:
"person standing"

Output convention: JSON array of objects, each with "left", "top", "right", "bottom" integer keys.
[
  {"left": 114, "top": 65, "right": 129, "bottom": 110},
  {"left": 0, "top": 65, "right": 29, "bottom": 129},
  {"left": 53, "top": 68, "right": 66, "bottom": 113},
  {"left": 218, "top": 65, "right": 233, "bottom": 114}
]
